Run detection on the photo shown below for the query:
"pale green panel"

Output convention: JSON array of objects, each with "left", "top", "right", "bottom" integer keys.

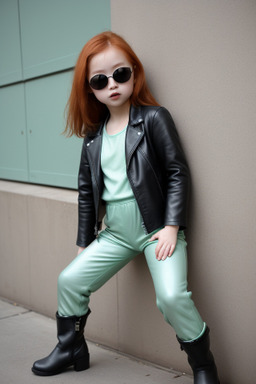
[
  {"left": 19, "top": 0, "right": 111, "bottom": 79},
  {"left": 0, "top": 84, "right": 28, "bottom": 181},
  {"left": 25, "top": 71, "right": 83, "bottom": 189},
  {"left": 0, "top": 0, "right": 23, "bottom": 85}
]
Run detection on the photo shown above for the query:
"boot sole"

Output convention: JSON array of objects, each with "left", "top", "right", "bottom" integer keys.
[{"left": 31, "top": 355, "right": 90, "bottom": 376}]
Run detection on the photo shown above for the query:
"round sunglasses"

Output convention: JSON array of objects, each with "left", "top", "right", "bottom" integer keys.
[{"left": 89, "top": 67, "right": 133, "bottom": 90}]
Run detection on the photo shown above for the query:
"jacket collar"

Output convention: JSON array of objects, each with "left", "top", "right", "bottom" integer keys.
[
  {"left": 129, "top": 105, "right": 144, "bottom": 126},
  {"left": 85, "top": 105, "right": 144, "bottom": 173},
  {"left": 87, "top": 105, "right": 144, "bottom": 138}
]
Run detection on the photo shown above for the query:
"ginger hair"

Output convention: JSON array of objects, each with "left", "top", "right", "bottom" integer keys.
[{"left": 64, "top": 31, "right": 159, "bottom": 137}]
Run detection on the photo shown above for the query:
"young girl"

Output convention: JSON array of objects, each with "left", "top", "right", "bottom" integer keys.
[{"left": 32, "top": 31, "right": 220, "bottom": 383}]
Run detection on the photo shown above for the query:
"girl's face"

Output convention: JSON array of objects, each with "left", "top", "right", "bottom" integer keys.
[{"left": 88, "top": 46, "right": 134, "bottom": 112}]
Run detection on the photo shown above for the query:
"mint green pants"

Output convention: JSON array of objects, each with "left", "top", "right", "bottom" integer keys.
[{"left": 58, "top": 199, "right": 205, "bottom": 341}]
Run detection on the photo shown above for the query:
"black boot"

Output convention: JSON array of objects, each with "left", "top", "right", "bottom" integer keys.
[
  {"left": 32, "top": 309, "right": 91, "bottom": 376},
  {"left": 177, "top": 326, "right": 220, "bottom": 384}
]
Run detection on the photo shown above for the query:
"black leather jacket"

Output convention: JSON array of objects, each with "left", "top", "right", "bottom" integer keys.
[{"left": 77, "top": 105, "right": 190, "bottom": 247}]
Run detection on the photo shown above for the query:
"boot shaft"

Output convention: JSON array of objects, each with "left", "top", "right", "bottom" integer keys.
[
  {"left": 56, "top": 309, "right": 91, "bottom": 349},
  {"left": 177, "top": 327, "right": 220, "bottom": 383}
]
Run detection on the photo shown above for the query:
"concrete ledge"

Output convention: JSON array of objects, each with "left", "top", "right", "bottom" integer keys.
[
  {"left": 0, "top": 181, "right": 188, "bottom": 373},
  {"left": 0, "top": 180, "right": 78, "bottom": 202}
]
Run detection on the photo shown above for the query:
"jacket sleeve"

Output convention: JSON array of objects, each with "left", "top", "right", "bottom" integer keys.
[
  {"left": 150, "top": 107, "right": 190, "bottom": 229},
  {"left": 76, "top": 138, "right": 96, "bottom": 247}
]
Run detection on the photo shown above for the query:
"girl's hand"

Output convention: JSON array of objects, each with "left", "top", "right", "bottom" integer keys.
[
  {"left": 77, "top": 246, "right": 86, "bottom": 255},
  {"left": 150, "top": 225, "right": 179, "bottom": 261}
]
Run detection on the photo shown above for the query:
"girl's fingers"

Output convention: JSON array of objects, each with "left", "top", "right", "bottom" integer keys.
[
  {"left": 168, "top": 244, "right": 175, "bottom": 257},
  {"left": 150, "top": 233, "right": 158, "bottom": 241},
  {"left": 157, "top": 243, "right": 170, "bottom": 260},
  {"left": 157, "top": 243, "right": 175, "bottom": 261},
  {"left": 150, "top": 228, "right": 177, "bottom": 260}
]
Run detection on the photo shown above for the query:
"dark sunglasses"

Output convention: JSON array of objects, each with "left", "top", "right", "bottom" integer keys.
[{"left": 89, "top": 67, "right": 133, "bottom": 90}]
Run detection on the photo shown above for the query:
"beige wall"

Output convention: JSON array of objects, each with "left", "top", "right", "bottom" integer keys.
[
  {"left": 0, "top": 1, "right": 256, "bottom": 383},
  {"left": 111, "top": 1, "right": 256, "bottom": 383}
]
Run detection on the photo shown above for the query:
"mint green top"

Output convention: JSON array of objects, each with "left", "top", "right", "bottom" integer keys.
[{"left": 101, "top": 124, "right": 134, "bottom": 202}]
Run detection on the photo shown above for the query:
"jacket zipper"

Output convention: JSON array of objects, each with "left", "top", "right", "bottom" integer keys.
[
  {"left": 87, "top": 150, "right": 100, "bottom": 236},
  {"left": 126, "top": 169, "right": 148, "bottom": 234},
  {"left": 126, "top": 125, "right": 149, "bottom": 233}
]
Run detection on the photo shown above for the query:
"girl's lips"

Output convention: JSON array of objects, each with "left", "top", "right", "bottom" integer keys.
[{"left": 110, "top": 93, "right": 120, "bottom": 98}]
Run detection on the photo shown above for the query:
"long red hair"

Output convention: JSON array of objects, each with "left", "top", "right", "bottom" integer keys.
[{"left": 65, "top": 31, "right": 159, "bottom": 137}]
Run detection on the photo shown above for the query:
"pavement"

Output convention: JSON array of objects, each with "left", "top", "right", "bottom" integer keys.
[{"left": 0, "top": 298, "right": 193, "bottom": 384}]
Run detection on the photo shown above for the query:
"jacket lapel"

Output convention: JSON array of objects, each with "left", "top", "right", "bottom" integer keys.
[
  {"left": 126, "top": 105, "right": 144, "bottom": 167},
  {"left": 86, "top": 126, "right": 103, "bottom": 193}
]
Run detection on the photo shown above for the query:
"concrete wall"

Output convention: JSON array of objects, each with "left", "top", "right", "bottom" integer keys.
[
  {"left": 0, "top": 1, "right": 256, "bottom": 383},
  {"left": 111, "top": 1, "right": 256, "bottom": 382}
]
